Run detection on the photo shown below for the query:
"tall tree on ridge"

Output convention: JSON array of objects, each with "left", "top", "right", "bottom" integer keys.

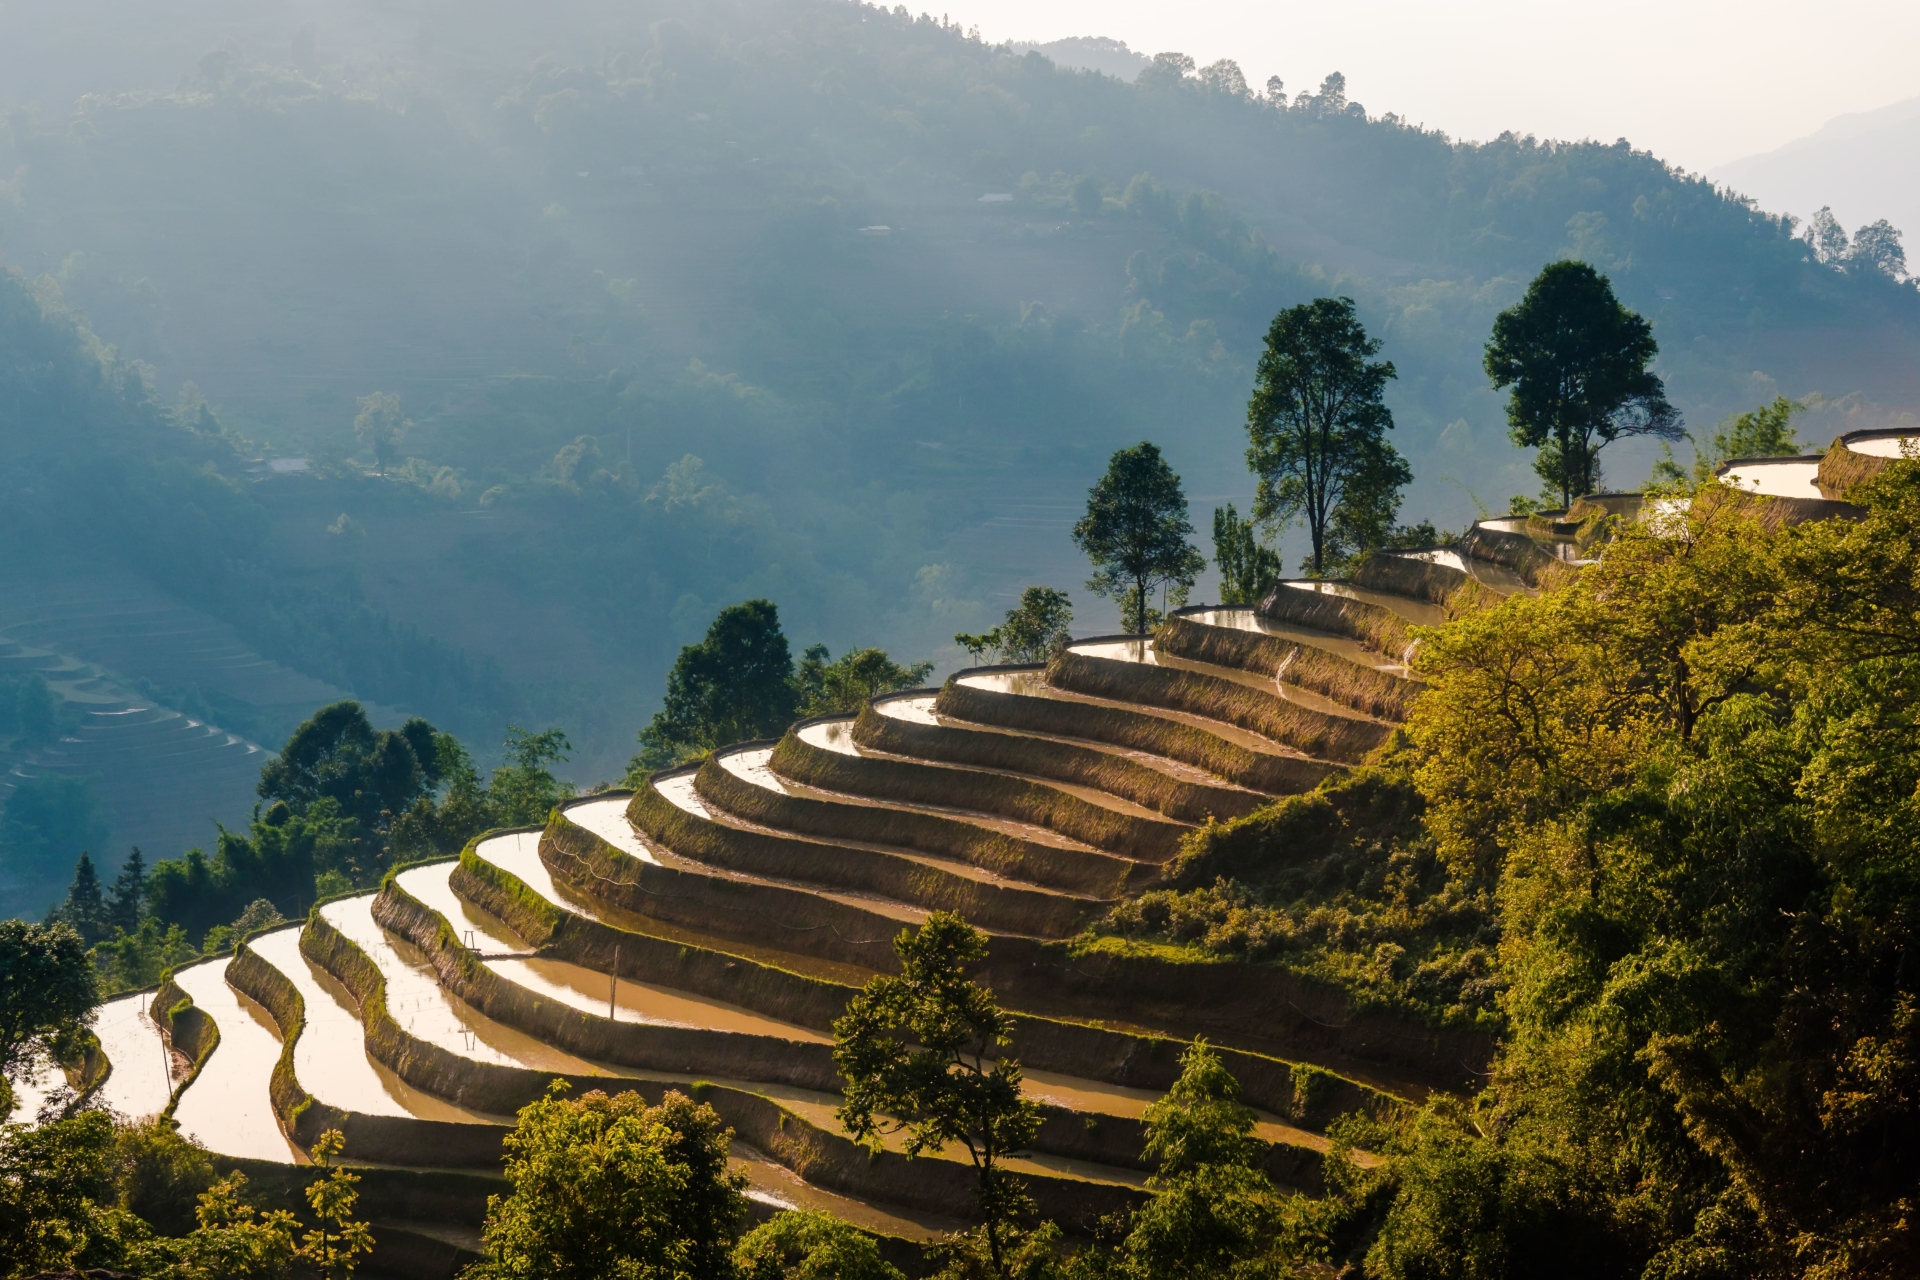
[
  {"left": 47, "top": 853, "right": 107, "bottom": 947},
  {"left": 1246, "top": 296, "right": 1409, "bottom": 577},
  {"left": 634, "top": 599, "right": 798, "bottom": 771},
  {"left": 1074, "top": 442, "right": 1205, "bottom": 635},
  {"left": 1485, "top": 260, "right": 1681, "bottom": 506}
]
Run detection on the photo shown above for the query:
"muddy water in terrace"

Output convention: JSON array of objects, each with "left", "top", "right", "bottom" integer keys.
[
  {"left": 870, "top": 696, "right": 1249, "bottom": 791},
  {"left": 320, "top": 896, "right": 611, "bottom": 1079},
  {"left": 1070, "top": 640, "right": 1387, "bottom": 726},
  {"left": 470, "top": 830, "right": 880, "bottom": 989},
  {"left": 797, "top": 716, "right": 1179, "bottom": 823},
  {"left": 60, "top": 991, "right": 178, "bottom": 1124},
  {"left": 169, "top": 958, "right": 302, "bottom": 1162},
  {"left": 1720, "top": 459, "right": 1822, "bottom": 498},
  {"left": 398, "top": 862, "right": 830, "bottom": 1042},
  {"left": 248, "top": 925, "right": 497, "bottom": 1123},
  {"left": 956, "top": 671, "right": 1307, "bottom": 760}
]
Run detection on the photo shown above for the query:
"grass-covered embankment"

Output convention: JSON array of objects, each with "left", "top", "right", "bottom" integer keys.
[
  {"left": 779, "top": 713, "right": 1187, "bottom": 861},
  {"left": 860, "top": 699, "right": 1266, "bottom": 823},
  {"left": 226, "top": 930, "right": 508, "bottom": 1166},
  {"left": 672, "top": 757, "right": 1101, "bottom": 936},
  {"left": 1092, "top": 768, "right": 1500, "bottom": 1049},
  {"left": 374, "top": 871, "right": 847, "bottom": 1092},
  {"left": 1048, "top": 652, "right": 1389, "bottom": 765},
  {"left": 936, "top": 676, "right": 1338, "bottom": 796},
  {"left": 1154, "top": 617, "right": 1421, "bottom": 721},
  {"left": 697, "top": 748, "right": 1147, "bottom": 898}
]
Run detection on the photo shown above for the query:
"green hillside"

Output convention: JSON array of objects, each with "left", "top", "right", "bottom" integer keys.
[{"left": 2, "top": 0, "right": 1916, "bottom": 792}]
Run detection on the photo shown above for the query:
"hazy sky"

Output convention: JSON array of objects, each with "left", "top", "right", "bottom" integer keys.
[{"left": 938, "top": 0, "right": 1920, "bottom": 172}]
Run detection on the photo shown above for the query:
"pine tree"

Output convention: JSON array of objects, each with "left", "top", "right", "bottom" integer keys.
[
  {"left": 106, "top": 848, "right": 147, "bottom": 935},
  {"left": 49, "top": 853, "right": 108, "bottom": 947}
]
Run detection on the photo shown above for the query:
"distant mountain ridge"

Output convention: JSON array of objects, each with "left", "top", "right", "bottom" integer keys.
[
  {"left": 1712, "top": 95, "right": 1920, "bottom": 246},
  {"left": 1011, "top": 36, "right": 1151, "bottom": 82}
]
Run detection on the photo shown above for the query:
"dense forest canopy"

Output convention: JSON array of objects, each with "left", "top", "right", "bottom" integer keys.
[{"left": 0, "top": 0, "right": 1915, "bottom": 797}]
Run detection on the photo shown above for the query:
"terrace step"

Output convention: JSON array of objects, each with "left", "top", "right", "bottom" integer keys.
[
  {"left": 1054, "top": 641, "right": 1391, "bottom": 766},
  {"left": 393, "top": 869, "right": 1347, "bottom": 1189},
  {"left": 865, "top": 692, "right": 1266, "bottom": 821},
  {"left": 702, "top": 744, "right": 1150, "bottom": 899},
  {"left": 939, "top": 669, "right": 1340, "bottom": 796},
  {"left": 1158, "top": 614, "right": 1422, "bottom": 722},
  {"left": 775, "top": 715, "right": 1188, "bottom": 863},
  {"left": 528, "top": 816, "right": 1479, "bottom": 1098},
  {"left": 309, "top": 891, "right": 1162, "bottom": 1229}
]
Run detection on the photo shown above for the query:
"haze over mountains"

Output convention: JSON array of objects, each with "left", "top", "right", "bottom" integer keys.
[
  {"left": 1, "top": 0, "right": 1917, "bottom": 916},
  {"left": 1713, "top": 96, "right": 1920, "bottom": 248}
]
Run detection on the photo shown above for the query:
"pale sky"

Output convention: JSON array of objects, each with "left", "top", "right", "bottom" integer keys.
[{"left": 939, "top": 0, "right": 1920, "bottom": 172}]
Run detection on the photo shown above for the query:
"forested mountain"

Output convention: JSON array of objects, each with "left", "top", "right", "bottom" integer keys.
[{"left": 1, "top": 0, "right": 1916, "bottom": 868}]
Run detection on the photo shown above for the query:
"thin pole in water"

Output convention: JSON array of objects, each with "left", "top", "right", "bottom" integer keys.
[
  {"left": 609, "top": 944, "right": 620, "bottom": 1020},
  {"left": 153, "top": 993, "right": 169, "bottom": 1087}
]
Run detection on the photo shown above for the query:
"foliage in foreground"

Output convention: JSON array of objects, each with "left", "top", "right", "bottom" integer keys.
[
  {"left": 1096, "top": 770, "right": 1499, "bottom": 1029},
  {"left": 0, "top": 918, "right": 99, "bottom": 1119},
  {"left": 1344, "top": 470, "right": 1920, "bottom": 1277},
  {"left": 835, "top": 913, "right": 1044, "bottom": 1279},
  {"left": 733, "top": 1211, "right": 905, "bottom": 1280},
  {"left": 0, "top": 1116, "right": 370, "bottom": 1280},
  {"left": 468, "top": 1083, "right": 748, "bottom": 1280}
]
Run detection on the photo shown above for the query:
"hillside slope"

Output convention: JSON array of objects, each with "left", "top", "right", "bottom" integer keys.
[{"left": 0, "top": 0, "right": 1916, "bottom": 793}]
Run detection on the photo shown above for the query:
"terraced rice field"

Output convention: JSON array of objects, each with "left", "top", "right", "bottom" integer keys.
[
  {"left": 59, "top": 529, "right": 1563, "bottom": 1276},
  {"left": 0, "top": 565, "right": 416, "bottom": 917}
]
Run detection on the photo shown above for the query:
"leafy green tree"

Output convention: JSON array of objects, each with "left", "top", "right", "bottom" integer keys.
[
  {"left": 149, "top": 1168, "right": 301, "bottom": 1280},
  {"left": 115, "top": 1116, "right": 217, "bottom": 1237},
  {"left": 956, "top": 587, "right": 1074, "bottom": 665},
  {"left": 795, "top": 645, "right": 934, "bottom": 716},
  {"left": 143, "top": 799, "right": 347, "bottom": 939},
  {"left": 1210, "top": 505, "right": 1281, "bottom": 606},
  {"left": 1653, "top": 394, "right": 1805, "bottom": 485},
  {"left": 352, "top": 391, "right": 407, "bottom": 472},
  {"left": 1366, "top": 472, "right": 1920, "bottom": 1278},
  {"left": 0, "top": 918, "right": 99, "bottom": 1118},
  {"left": 91, "top": 915, "right": 198, "bottom": 995},
  {"left": 48, "top": 851, "right": 109, "bottom": 946},
  {"left": 485, "top": 725, "right": 576, "bottom": 825},
  {"left": 1484, "top": 260, "right": 1681, "bottom": 505},
  {"left": 0, "top": 1109, "right": 128, "bottom": 1276},
  {"left": 633, "top": 599, "right": 799, "bottom": 771},
  {"left": 1245, "top": 297, "right": 1410, "bottom": 577},
  {"left": 733, "top": 1210, "right": 906, "bottom": 1280},
  {"left": 0, "top": 1111, "right": 299, "bottom": 1279},
  {"left": 471, "top": 1083, "right": 748, "bottom": 1280},
  {"left": 1073, "top": 443, "right": 1206, "bottom": 635},
  {"left": 295, "top": 1130, "right": 374, "bottom": 1279},
  {"left": 1066, "top": 1041, "right": 1300, "bottom": 1280},
  {"left": 256, "top": 702, "right": 445, "bottom": 847},
  {"left": 835, "top": 913, "right": 1044, "bottom": 1279}
]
